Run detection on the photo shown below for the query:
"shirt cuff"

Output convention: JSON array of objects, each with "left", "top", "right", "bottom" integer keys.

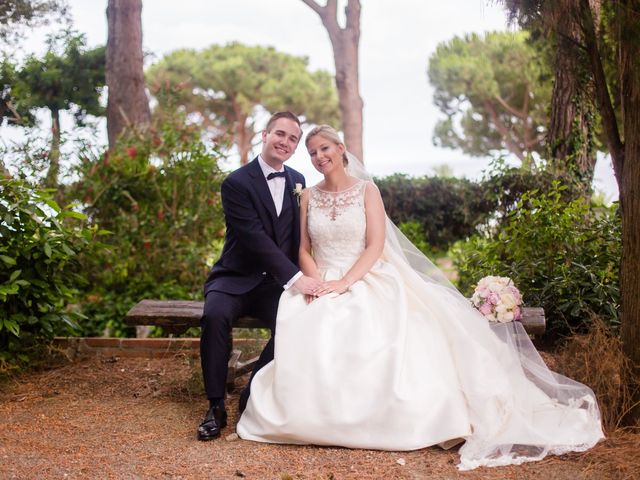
[{"left": 283, "top": 271, "right": 303, "bottom": 290}]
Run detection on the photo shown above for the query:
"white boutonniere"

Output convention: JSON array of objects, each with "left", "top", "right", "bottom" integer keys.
[{"left": 293, "top": 183, "right": 303, "bottom": 206}]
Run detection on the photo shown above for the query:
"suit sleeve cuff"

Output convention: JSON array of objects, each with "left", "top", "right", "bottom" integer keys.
[{"left": 283, "top": 271, "right": 303, "bottom": 290}]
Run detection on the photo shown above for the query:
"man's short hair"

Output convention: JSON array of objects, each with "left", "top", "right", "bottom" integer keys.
[{"left": 265, "top": 111, "right": 301, "bottom": 132}]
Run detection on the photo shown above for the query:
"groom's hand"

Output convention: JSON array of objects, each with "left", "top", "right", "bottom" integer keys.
[{"left": 294, "top": 275, "right": 322, "bottom": 295}]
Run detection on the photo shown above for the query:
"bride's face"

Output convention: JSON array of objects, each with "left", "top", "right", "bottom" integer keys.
[{"left": 307, "top": 135, "right": 345, "bottom": 175}]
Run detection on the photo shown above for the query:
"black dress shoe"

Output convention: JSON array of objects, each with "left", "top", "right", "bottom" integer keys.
[{"left": 197, "top": 406, "right": 228, "bottom": 441}]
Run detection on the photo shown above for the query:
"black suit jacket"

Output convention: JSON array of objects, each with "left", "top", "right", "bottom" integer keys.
[{"left": 204, "top": 157, "right": 305, "bottom": 296}]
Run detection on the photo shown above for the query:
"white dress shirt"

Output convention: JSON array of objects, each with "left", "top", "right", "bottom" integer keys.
[
  {"left": 257, "top": 156, "right": 302, "bottom": 290},
  {"left": 258, "top": 155, "right": 286, "bottom": 216}
]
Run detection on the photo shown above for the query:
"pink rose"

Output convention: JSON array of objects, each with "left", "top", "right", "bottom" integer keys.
[
  {"left": 512, "top": 306, "right": 522, "bottom": 320},
  {"left": 479, "top": 303, "right": 493, "bottom": 315}
]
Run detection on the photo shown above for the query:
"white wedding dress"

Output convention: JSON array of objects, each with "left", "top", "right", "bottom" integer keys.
[{"left": 237, "top": 180, "right": 603, "bottom": 470}]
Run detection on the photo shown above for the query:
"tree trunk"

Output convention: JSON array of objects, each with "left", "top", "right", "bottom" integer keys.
[
  {"left": 44, "top": 107, "right": 60, "bottom": 188},
  {"left": 617, "top": 0, "right": 640, "bottom": 422},
  {"left": 237, "top": 116, "right": 252, "bottom": 166},
  {"left": 579, "top": 0, "right": 624, "bottom": 178},
  {"left": 106, "top": 0, "right": 151, "bottom": 148},
  {"left": 300, "top": 0, "right": 364, "bottom": 161},
  {"left": 546, "top": 1, "right": 597, "bottom": 189}
]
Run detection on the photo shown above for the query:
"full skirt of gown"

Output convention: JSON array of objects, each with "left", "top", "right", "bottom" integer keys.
[{"left": 236, "top": 181, "right": 603, "bottom": 470}]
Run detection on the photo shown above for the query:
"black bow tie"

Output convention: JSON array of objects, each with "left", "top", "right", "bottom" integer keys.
[{"left": 267, "top": 171, "right": 286, "bottom": 180}]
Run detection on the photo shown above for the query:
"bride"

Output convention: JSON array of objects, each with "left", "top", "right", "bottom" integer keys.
[{"left": 236, "top": 125, "right": 604, "bottom": 470}]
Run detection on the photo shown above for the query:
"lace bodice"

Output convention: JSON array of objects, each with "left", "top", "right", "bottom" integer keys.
[{"left": 307, "top": 180, "right": 367, "bottom": 270}]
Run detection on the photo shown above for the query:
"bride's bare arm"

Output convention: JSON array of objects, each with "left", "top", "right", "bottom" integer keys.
[
  {"left": 317, "top": 182, "right": 386, "bottom": 295},
  {"left": 299, "top": 188, "right": 322, "bottom": 280}
]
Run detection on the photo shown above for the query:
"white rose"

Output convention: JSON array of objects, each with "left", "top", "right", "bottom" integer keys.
[
  {"left": 485, "top": 313, "right": 497, "bottom": 322},
  {"left": 495, "top": 304, "right": 507, "bottom": 313},
  {"left": 501, "top": 312, "right": 514, "bottom": 322},
  {"left": 501, "top": 293, "right": 516, "bottom": 309}
]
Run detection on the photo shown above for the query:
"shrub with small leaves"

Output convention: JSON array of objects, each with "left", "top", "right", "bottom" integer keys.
[
  {"left": 451, "top": 182, "right": 620, "bottom": 337},
  {"left": 71, "top": 117, "right": 227, "bottom": 335},
  {"left": 376, "top": 173, "right": 493, "bottom": 252}
]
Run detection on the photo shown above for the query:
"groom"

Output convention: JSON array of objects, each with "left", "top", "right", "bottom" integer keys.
[{"left": 198, "top": 111, "right": 321, "bottom": 441}]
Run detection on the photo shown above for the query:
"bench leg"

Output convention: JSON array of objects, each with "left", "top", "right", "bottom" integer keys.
[
  {"left": 236, "top": 356, "right": 259, "bottom": 377},
  {"left": 225, "top": 353, "right": 260, "bottom": 393},
  {"left": 226, "top": 349, "right": 242, "bottom": 393}
]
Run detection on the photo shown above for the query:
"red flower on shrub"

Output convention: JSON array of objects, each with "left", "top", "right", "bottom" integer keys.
[
  {"left": 143, "top": 240, "right": 152, "bottom": 250},
  {"left": 126, "top": 147, "right": 138, "bottom": 158},
  {"left": 157, "top": 208, "right": 164, "bottom": 221}
]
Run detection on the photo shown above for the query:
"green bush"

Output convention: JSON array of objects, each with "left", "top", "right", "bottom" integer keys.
[
  {"left": 480, "top": 158, "right": 585, "bottom": 222},
  {"left": 0, "top": 179, "right": 101, "bottom": 370},
  {"left": 71, "top": 118, "right": 226, "bottom": 336},
  {"left": 376, "top": 173, "right": 494, "bottom": 251},
  {"left": 397, "top": 221, "right": 435, "bottom": 258},
  {"left": 451, "top": 183, "right": 620, "bottom": 337}
]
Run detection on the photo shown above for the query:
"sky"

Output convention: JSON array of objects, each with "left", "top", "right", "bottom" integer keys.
[{"left": 6, "top": 0, "right": 618, "bottom": 200}]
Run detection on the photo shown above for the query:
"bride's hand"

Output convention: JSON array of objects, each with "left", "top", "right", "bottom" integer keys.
[{"left": 314, "top": 279, "right": 350, "bottom": 296}]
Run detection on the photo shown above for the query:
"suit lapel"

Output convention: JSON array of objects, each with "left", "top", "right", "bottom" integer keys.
[
  {"left": 284, "top": 168, "right": 301, "bottom": 249},
  {"left": 247, "top": 158, "right": 278, "bottom": 220}
]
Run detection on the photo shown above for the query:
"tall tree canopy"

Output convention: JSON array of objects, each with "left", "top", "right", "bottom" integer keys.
[
  {"left": 146, "top": 42, "right": 340, "bottom": 165},
  {"left": 2, "top": 32, "right": 105, "bottom": 187},
  {"left": 106, "top": 0, "right": 150, "bottom": 147},
  {"left": 0, "top": 0, "right": 68, "bottom": 43},
  {"left": 428, "top": 31, "right": 552, "bottom": 167},
  {"left": 300, "top": 0, "right": 364, "bottom": 162}
]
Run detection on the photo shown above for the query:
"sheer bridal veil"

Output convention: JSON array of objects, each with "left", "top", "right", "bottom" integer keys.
[{"left": 345, "top": 152, "right": 603, "bottom": 470}]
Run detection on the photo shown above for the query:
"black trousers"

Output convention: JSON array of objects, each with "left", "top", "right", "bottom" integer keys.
[{"left": 200, "top": 279, "right": 282, "bottom": 400}]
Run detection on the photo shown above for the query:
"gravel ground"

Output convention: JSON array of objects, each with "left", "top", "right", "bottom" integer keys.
[{"left": 1, "top": 355, "right": 637, "bottom": 479}]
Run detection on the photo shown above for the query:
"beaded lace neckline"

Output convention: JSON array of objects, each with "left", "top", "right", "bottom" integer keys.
[{"left": 313, "top": 179, "right": 364, "bottom": 194}]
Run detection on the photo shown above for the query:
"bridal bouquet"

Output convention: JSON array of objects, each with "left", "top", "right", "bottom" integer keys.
[{"left": 471, "top": 276, "right": 523, "bottom": 323}]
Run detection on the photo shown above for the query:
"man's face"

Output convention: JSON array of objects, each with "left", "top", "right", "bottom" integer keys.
[{"left": 261, "top": 118, "right": 301, "bottom": 168}]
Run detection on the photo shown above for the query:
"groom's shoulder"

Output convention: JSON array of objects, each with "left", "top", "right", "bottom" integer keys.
[
  {"left": 285, "top": 165, "right": 305, "bottom": 182},
  {"left": 225, "top": 159, "right": 258, "bottom": 184}
]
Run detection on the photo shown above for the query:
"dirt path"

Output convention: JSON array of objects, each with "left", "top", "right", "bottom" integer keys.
[{"left": 1, "top": 355, "right": 637, "bottom": 479}]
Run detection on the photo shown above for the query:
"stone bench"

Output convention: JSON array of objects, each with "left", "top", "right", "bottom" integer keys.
[{"left": 125, "top": 299, "right": 546, "bottom": 391}]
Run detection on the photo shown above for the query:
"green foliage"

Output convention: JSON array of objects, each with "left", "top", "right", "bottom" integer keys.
[
  {"left": 0, "top": 0, "right": 68, "bottom": 43},
  {"left": 2, "top": 31, "right": 105, "bottom": 187},
  {"left": 451, "top": 183, "right": 620, "bottom": 337},
  {"left": 146, "top": 42, "right": 340, "bottom": 163},
  {"left": 428, "top": 31, "right": 552, "bottom": 165},
  {"left": 397, "top": 221, "right": 434, "bottom": 257},
  {"left": 71, "top": 116, "right": 226, "bottom": 336},
  {"left": 8, "top": 31, "right": 105, "bottom": 125},
  {"left": 480, "top": 157, "right": 584, "bottom": 222},
  {"left": 0, "top": 178, "right": 101, "bottom": 370},
  {"left": 376, "top": 173, "right": 494, "bottom": 251}
]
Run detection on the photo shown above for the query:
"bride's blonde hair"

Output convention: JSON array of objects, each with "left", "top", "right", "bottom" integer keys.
[{"left": 305, "top": 125, "right": 349, "bottom": 166}]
